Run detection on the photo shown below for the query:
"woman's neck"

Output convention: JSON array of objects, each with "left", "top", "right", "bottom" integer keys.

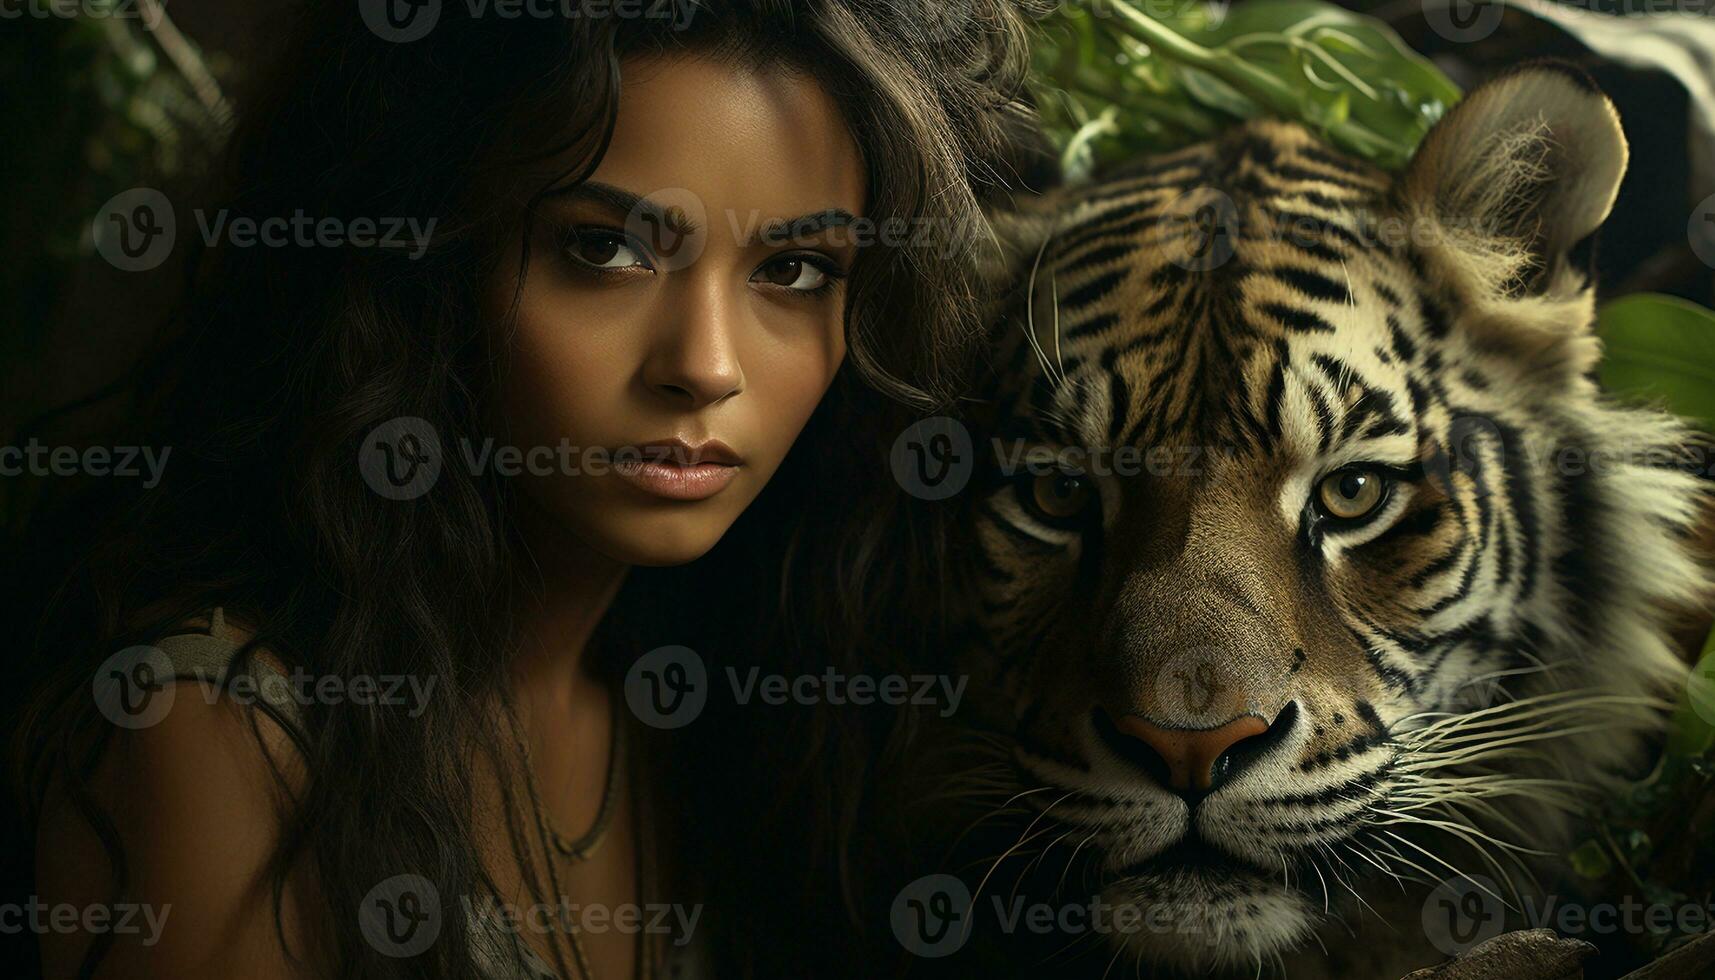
[{"left": 508, "top": 499, "right": 631, "bottom": 715}]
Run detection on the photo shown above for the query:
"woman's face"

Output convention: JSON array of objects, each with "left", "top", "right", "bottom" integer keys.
[{"left": 491, "top": 55, "right": 864, "bottom": 567}]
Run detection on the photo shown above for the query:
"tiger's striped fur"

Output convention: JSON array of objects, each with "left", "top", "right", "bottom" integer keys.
[{"left": 957, "top": 65, "right": 1714, "bottom": 977}]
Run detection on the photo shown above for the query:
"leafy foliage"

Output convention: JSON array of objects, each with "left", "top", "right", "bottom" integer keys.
[
  {"left": 0, "top": 7, "right": 225, "bottom": 360},
  {"left": 1030, "top": 0, "right": 1459, "bottom": 180}
]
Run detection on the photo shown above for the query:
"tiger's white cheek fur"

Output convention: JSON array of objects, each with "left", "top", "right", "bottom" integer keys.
[{"left": 1099, "top": 872, "right": 1317, "bottom": 974}]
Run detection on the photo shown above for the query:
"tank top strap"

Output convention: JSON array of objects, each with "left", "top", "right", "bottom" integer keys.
[{"left": 152, "top": 607, "right": 307, "bottom": 735}]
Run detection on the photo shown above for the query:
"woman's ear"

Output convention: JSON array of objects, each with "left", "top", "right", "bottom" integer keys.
[{"left": 1398, "top": 62, "right": 1628, "bottom": 371}]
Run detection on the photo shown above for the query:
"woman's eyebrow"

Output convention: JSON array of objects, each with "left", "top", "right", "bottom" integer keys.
[
  {"left": 752, "top": 208, "right": 857, "bottom": 246},
  {"left": 542, "top": 181, "right": 702, "bottom": 235}
]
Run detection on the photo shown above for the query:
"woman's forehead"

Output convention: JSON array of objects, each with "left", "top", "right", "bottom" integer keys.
[{"left": 593, "top": 54, "right": 866, "bottom": 223}]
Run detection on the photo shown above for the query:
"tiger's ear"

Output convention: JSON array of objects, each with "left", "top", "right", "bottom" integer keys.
[
  {"left": 1399, "top": 64, "right": 1627, "bottom": 368},
  {"left": 1402, "top": 63, "right": 1627, "bottom": 297}
]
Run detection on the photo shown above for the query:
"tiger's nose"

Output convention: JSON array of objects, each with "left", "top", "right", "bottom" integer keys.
[{"left": 1097, "top": 703, "right": 1298, "bottom": 797}]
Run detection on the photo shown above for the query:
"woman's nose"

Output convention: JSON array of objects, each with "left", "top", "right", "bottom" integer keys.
[{"left": 641, "top": 277, "right": 745, "bottom": 409}]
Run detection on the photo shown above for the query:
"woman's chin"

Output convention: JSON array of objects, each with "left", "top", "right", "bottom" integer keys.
[{"left": 583, "top": 509, "right": 737, "bottom": 568}]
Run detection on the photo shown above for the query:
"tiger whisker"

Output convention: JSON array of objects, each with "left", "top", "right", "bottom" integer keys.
[
  {"left": 1375, "top": 826, "right": 1517, "bottom": 909},
  {"left": 1374, "top": 816, "right": 1527, "bottom": 910},
  {"left": 1391, "top": 690, "right": 1673, "bottom": 739},
  {"left": 1021, "top": 223, "right": 1064, "bottom": 389},
  {"left": 969, "top": 790, "right": 1078, "bottom": 910},
  {"left": 1050, "top": 266, "right": 1065, "bottom": 385}
]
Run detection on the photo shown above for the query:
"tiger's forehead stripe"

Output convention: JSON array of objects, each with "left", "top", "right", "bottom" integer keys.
[{"left": 1002, "top": 122, "right": 1409, "bottom": 461}]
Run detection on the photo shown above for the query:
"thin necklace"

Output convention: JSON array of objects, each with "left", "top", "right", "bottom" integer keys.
[
  {"left": 535, "top": 687, "right": 654, "bottom": 980},
  {"left": 545, "top": 695, "right": 625, "bottom": 862}
]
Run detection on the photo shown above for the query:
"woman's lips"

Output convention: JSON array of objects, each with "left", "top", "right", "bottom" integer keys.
[{"left": 611, "top": 440, "right": 741, "bottom": 501}]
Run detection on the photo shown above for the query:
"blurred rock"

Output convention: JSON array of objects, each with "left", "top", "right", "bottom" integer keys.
[
  {"left": 1400, "top": 929, "right": 1595, "bottom": 980},
  {"left": 1619, "top": 930, "right": 1715, "bottom": 979}
]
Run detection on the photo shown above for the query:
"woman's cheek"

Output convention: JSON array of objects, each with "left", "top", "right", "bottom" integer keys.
[{"left": 751, "top": 316, "right": 846, "bottom": 464}]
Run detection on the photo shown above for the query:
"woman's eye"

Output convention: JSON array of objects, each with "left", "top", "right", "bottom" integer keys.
[
  {"left": 1018, "top": 471, "right": 1097, "bottom": 528},
  {"left": 753, "top": 256, "right": 832, "bottom": 292},
  {"left": 1315, "top": 467, "right": 1387, "bottom": 521},
  {"left": 565, "top": 228, "right": 650, "bottom": 272}
]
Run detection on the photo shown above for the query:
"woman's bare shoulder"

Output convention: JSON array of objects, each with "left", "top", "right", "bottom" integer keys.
[{"left": 34, "top": 609, "right": 323, "bottom": 979}]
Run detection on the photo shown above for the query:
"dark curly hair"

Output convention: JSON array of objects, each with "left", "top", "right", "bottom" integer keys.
[{"left": 7, "top": 1, "right": 1053, "bottom": 977}]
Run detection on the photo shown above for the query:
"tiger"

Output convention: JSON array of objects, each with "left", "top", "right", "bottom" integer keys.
[{"left": 943, "top": 63, "right": 1715, "bottom": 978}]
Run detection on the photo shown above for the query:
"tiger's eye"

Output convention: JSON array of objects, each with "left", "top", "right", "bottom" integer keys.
[
  {"left": 1031, "top": 472, "right": 1093, "bottom": 520},
  {"left": 1317, "top": 468, "right": 1385, "bottom": 520}
]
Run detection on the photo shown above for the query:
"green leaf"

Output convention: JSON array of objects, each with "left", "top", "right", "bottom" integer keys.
[
  {"left": 1178, "top": 65, "right": 1257, "bottom": 120},
  {"left": 1569, "top": 838, "right": 1614, "bottom": 879},
  {"left": 1303, "top": 87, "right": 1351, "bottom": 130},
  {"left": 1668, "top": 631, "right": 1715, "bottom": 760},
  {"left": 1620, "top": 828, "right": 1653, "bottom": 864},
  {"left": 1597, "top": 293, "right": 1715, "bottom": 430},
  {"left": 1597, "top": 296, "right": 1715, "bottom": 763}
]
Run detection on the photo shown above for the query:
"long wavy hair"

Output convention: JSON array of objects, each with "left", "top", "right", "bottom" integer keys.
[{"left": 7, "top": 2, "right": 1053, "bottom": 977}]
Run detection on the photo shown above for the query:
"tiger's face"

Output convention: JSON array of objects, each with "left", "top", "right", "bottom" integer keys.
[{"left": 961, "top": 67, "right": 1710, "bottom": 974}]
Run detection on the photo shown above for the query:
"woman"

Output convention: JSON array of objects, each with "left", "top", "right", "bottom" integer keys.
[{"left": 10, "top": 2, "right": 1050, "bottom": 977}]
